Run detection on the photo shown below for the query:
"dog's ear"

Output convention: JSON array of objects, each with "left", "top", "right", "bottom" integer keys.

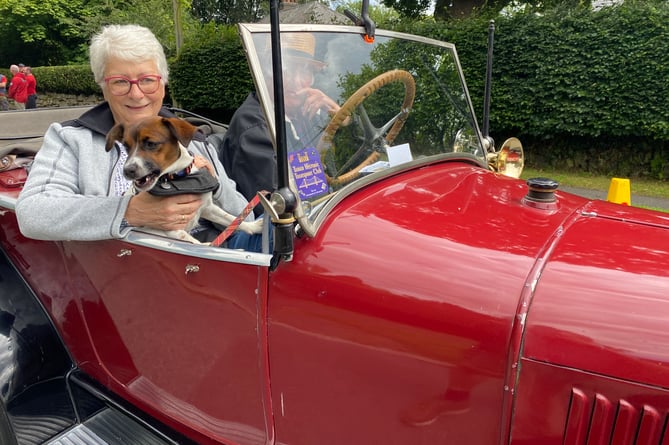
[
  {"left": 162, "top": 118, "right": 198, "bottom": 148},
  {"left": 106, "top": 124, "right": 125, "bottom": 152}
]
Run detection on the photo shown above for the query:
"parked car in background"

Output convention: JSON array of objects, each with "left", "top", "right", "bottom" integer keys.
[{"left": 0, "top": 7, "right": 668, "bottom": 445}]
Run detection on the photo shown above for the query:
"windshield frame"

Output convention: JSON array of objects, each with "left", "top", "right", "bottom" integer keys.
[{"left": 238, "top": 23, "right": 489, "bottom": 236}]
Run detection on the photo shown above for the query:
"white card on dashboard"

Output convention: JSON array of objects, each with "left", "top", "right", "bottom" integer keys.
[{"left": 387, "top": 143, "right": 413, "bottom": 167}]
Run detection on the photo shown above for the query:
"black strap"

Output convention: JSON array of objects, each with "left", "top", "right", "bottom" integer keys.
[{"left": 148, "top": 170, "right": 220, "bottom": 196}]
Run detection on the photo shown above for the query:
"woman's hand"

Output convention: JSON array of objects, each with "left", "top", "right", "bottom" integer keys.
[{"left": 125, "top": 192, "right": 202, "bottom": 230}]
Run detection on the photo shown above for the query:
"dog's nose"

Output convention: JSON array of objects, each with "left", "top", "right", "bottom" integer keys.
[{"left": 123, "top": 163, "right": 139, "bottom": 179}]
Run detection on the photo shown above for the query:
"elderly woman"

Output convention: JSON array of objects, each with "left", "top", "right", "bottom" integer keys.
[{"left": 16, "top": 24, "right": 258, "bottom": 248}]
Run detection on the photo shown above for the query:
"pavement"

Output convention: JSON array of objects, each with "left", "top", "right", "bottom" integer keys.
[{"left": 560, "top": 186, "right": 669, "bottom": 211}]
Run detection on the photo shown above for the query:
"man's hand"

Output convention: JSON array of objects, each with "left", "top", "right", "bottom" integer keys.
[
  {"left": 298, "top": 87, "right": 341, "bottom": 120},
  {"left": 297, "top": 87, "right": 351, "bottom": 126},
  {"left": 125, "top": 192, "right": 202, "bottom": 230},
  {"left": 193, "top": 155, "right": 216, "bottom": 177}
]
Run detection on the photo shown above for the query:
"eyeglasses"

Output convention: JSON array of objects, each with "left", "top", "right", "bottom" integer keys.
[{"left": 103, "top": 74, "right": 162, "bottom": 96}]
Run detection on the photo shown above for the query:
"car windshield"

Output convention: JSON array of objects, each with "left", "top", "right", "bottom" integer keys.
[{"left": 240, "top": 24, "right": 487, "bottom": 232}]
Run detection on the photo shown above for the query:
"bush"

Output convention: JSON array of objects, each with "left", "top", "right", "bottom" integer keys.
[
  {"left": 31, "top": 65, "right": 100, "bottom": 95},
  {"left": 406, "top": 1, "right": 669, "bottom": 177},
  {"left": 0, "top": 65, "right": 99, "bottom": 96},
  {"left": 170, "top": 25, "right": 255, "bottom": 122}
]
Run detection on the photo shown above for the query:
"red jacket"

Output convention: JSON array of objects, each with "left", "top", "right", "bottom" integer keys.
[
  {"left": 8, "top": 72, "right": 28, "bottom": 104},
  {"left": 25, "top": 74, "right": 36, "bottom": 96}
]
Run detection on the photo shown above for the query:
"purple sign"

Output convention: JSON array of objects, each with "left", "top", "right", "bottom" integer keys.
[{"left": 289, "top": 147, "right": 329, "bottom": 200}]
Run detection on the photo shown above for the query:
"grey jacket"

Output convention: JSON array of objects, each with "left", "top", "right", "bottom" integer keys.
[{"left": 16, "top": 103, "right": 250, "bottom": 241}]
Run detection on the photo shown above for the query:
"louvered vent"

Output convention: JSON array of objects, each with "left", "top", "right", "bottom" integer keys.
[{"left": 563, "top": 388, "right": 666, "bottom": 445}]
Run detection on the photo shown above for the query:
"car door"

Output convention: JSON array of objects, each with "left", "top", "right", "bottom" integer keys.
[{"left": 62, "top": 235, "right": 273, "bottom": 444}]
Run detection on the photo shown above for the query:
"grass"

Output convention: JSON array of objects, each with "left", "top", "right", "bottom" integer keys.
[{"left": 521, "top": 167, "right": 669, "bottom": 199}]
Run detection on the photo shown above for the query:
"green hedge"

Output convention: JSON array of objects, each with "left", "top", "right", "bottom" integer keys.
[
  {"left": 0, "top": 65, "right": 99, "bottom": 95},
  {"left": 406, "top": 1, "right": 669, "bottom": 178},
  {"left": 31, "top": 65, "right": 101, "bottom": 95},
  {"left": 466, "top": 5, "right": 669, "bottom": 141},
  {"left": 170, "top": 33, "right": 254, "bottom": 122}
]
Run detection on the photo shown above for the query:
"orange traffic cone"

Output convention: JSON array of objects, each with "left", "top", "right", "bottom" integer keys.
[{"left": 607, "top": 178, "right": 631, "bottom": 206}]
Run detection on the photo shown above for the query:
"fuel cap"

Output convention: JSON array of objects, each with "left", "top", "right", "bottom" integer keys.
[{"left": 523, "top": 177, "right": 559, "bottom": 210}]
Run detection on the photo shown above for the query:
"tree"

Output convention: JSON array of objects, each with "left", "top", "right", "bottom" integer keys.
[
  {"left": 0, "top": 0, "right": 204, "bottom": 66},
  {"left": 0, "top": 0, "right": 94, "bottom": 65},
  {"left": 332, "top": 0, "right": 401, "bottom": 25},
  {"left": 381, "top": 0, "right": 432, "bottom": 18},
  {"left": 81, "top": 0, "right": 188, "bottom": 58},
  {"left": 190, "top": 0, "right": 267, "bottom": 24},
  {"left": 381, "top": 0, "right": 592, "bottom": 21}
]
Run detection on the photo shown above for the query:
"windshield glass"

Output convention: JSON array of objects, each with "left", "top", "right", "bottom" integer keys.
[{"left": 239, "top": 24, "right": 487, "bottom": 232}]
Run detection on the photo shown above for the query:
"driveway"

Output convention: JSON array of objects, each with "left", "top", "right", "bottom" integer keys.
[{"left": 561, "top": 186, "right": 669, "bottom": 211}]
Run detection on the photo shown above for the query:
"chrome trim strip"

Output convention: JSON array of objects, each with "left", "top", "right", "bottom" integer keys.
[
  {"left": 0, "top": 194, "right": 16, "bottom": 210},
  {"left": 124, "top": 230, "right": 272, "bottom": 266}
]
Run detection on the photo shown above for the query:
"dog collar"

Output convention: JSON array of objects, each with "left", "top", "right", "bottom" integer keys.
[{"left": 163, "top": 159, "right": 194, "bottom": 181}]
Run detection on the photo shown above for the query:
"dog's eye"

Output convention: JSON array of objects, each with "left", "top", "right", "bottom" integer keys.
[{"left": 143, "top": 140, "right": 161, "bottom": 151}]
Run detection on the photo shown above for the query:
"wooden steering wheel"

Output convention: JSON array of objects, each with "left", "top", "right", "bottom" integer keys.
[{"left": 316, "top": 69, "right": 416, "bottom": 187}]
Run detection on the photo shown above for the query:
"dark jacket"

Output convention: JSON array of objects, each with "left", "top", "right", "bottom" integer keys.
[{"left": 219, "top": 92, "right": 276, "bottom": 217}]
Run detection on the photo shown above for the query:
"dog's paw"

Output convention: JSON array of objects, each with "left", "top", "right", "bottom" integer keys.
[
  {"left": 167, "top": 230, "right": 205, "bottom": 244},
  {"left": 239, "top": 218, "right": 264, "bottom": 234}
]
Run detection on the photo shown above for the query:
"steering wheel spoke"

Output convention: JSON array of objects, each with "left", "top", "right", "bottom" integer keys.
[
  {"left": 335, "top": 141, "right": 376, "bottom": 176},
  {"left": 378, "top": 109, "right": 409, "bottom": 140}
]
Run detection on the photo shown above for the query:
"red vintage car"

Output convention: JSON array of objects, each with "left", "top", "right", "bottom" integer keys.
[{"left": 1, "top": 9, "right": 669, "bottom": 445}]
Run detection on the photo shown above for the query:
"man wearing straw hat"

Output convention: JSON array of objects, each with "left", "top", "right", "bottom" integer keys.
[{"left": 219, "top": 32, "right": 342, "bottom": 217}]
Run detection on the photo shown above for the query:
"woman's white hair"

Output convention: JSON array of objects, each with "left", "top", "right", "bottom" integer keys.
[{"left": 89, "top": 24, "right": 169, "bottom": 86}]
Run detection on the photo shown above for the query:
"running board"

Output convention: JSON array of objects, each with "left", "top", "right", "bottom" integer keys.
[{"left": 46, "top": 408, "right": 174, "bottom": 445}]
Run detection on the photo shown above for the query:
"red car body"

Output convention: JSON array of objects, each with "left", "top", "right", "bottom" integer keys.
[{"left": 1, "top": 20, "right": 669, "bottom": 445}]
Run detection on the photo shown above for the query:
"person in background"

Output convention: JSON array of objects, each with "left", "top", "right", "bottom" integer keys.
[
  {"left": 16, "top": 24, "right": 262, "bottom": 251},
  {"left": 7, "top": 64, "right": 27, "bottom": 110},
  {"left": 0, "top": 72, "right": 8, "bottom": 111},
  {"left": 24, "top": 66, "right": 37, "bottom": 109},
  {"left": 219, "top": 33, "right": 342, "bottom": 217}
]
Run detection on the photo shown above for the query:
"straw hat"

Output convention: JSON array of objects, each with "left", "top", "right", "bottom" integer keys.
[{"left": 281, "top": 33, "right": 326, "bottom": 69}]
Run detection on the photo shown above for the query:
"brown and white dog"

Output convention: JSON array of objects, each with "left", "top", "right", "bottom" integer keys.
[{"left": 105, "top": 116, "right": 263, "bottom": 244}]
